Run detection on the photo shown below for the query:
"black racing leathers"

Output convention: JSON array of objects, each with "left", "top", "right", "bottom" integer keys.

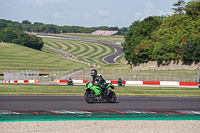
[{"left": 92, "top": 74, "right": 107, "bottom": 93}]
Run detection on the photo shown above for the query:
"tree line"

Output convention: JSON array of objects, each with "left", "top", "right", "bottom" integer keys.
[
  {"left": 123, "top": 0, "right": 200, "bottom": 64},
  {"left": 0, "top": 19, "right": 128, "bottom": 36},
  {"left": 0, "top": 27, "right": 43, "bottom": 50},
  {"left": 0, "top": 16, "right": 129, "bottom": 51}
]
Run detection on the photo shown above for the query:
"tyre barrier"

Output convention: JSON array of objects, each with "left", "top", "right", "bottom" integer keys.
[
  {"left": 53, "top": 80, "right": 88, "bottom": 84},
  {"left": 0, "top": 80, "right": 39, "bottom": 83},
  {"left": 53, "top": 80, "right": 199, "bottom": 86}
]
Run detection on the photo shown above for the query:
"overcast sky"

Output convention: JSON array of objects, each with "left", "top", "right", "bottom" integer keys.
[{"left": 0, "top": 0, "right": 191, "bottom": 28}]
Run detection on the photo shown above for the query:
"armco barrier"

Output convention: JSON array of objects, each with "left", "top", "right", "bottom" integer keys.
[
  {"left": 179, "top": 82, "right": 198, "bottom": 86},
  {"left": 53, "top": 80, "right": 198, "bottom": 86},
  {"left": 53, "top": 80, "right": 89, "bottom": 84},
  {"left": 0, "top": 80, "right": 198, "bottom": 86},
  {"left": 0, "top": 80, "right": 39, "bottom": 83},
  {"left": 143, "top": 81, "right": 160, "bottom": 85}
]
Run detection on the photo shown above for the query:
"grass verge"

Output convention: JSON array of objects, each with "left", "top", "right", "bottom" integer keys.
[{"left": 0, "top": 85, "right": 199, "bottom": 97}]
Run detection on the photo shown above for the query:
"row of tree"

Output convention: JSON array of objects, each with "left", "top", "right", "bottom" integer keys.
[
  {"left": 0, "top": 27, "right": 43, "bottom": 50},
  {"left": 123, "top": 0, "right": 200, "bottom": 64},
  {"left": 0, "top": 19, "right": 128, "bottom": 35}
]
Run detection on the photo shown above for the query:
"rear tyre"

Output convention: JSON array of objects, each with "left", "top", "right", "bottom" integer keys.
[{"left": 84, "top": 91, "right": 95, "bottom": 103}]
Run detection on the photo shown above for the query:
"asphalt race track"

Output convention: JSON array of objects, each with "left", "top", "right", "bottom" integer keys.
[
  {"left": 101, "top": 42, "right": 124, "bottom": 63},
  {"left": 0, "top": 95, "right": 199, "bottom": 111}
]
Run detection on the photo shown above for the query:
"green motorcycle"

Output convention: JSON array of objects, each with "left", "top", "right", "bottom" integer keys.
[{"left": 84, "top": 81, "right": 117, "bottom": 103}]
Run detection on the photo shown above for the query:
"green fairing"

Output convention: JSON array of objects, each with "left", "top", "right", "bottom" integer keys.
[
  {"left": 84, "top": 82, "right": 102, "bottom": 95},
  {"left": 106, "top": 83, "right": 112, "bottom": 88}
]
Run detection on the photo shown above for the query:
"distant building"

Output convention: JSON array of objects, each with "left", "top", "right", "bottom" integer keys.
[{"left": 91, "top": 30, "right": 118, "bottom": 36}]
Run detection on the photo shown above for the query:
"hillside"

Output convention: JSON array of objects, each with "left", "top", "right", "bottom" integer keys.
[
  {"left": 42, "top": 37, "right": 115, "bottom": 65},
  {"left": 0, "top": 43, "right": 84, "bottom": 70}
]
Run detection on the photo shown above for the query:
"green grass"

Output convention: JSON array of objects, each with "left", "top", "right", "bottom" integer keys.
[
  {"left": 0, "top": 43, "right": 84, "bottom": 72},
  {"left": 42, "top": 37, "right": 115, "bottom": 65},
  {"left": 0, "top": 34, "right": 126, "bottom": 80},
  {"left": 0, "top": 84, "right": 199, "bottom": 97},
  {"left": 116, "top": 54, "right": 126, "bottom": 64}
]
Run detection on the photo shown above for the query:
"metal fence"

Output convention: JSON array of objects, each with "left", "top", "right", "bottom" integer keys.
[
  {"left": 4, "top": 68, "right": 199, "bottom": 82},
  {"left": 4, "top": 70, "right": 39, "bottom": 81},
  {"left": 52, "top": 68, "right": 200, "bottom": 82},
  {"left": 49, "top": 66, "right": 90, "bottom": 81}
]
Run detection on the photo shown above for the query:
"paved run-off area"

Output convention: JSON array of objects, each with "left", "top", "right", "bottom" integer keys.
[{"left": 1, "top": 121, "right": 200, "bottom": 133}]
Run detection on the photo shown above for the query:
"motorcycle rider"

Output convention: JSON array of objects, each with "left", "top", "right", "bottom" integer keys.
[
  {"left": 117, "top": 78, "right": 123, "bottom": 86},
  {"left": 91, "top": 69, "right": 107, "bottom": 99},
  {"left": 68, "top": 78, "right": 73, "bottom": 86}
]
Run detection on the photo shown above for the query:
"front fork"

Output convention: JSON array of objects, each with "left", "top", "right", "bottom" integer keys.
[
  {"left": 89, "top": 90, "right": 96, "bottom": 99},
  {"left": 90, "top": 90, "right": 94, "bottom": 96}
]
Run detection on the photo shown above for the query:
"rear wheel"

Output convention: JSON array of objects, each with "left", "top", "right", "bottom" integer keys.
[{"left": 84, "top": 91, "right": 95, "bottom": 103}]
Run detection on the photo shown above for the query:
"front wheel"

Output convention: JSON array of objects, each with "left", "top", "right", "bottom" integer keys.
[
  {"left": 107, "top": 91, "right": 117, "bottom": 103},
  {"left": 84, "top": 91, "right": 95, "bottom": 103}
]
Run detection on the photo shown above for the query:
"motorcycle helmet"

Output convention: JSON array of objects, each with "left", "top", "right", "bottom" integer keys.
[{"left": 91, "top": 69, "right": 97, "bottom": 77}]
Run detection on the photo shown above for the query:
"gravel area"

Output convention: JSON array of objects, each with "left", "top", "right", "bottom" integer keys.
[{"left": 1, "top": 121, "right": 200, "bottom": 133}]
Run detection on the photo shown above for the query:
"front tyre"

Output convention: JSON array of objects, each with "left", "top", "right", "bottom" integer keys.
[
  {"left": 107, "top": 91, "right": 117, "bottom": 103},
  {"left": 84, "top": 91, "right": 95, "bottom": 103}
]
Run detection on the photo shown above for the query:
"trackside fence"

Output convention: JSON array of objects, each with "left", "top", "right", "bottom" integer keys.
[
  {"left": 4, "top": 70, "right": 39, "bottom": 81},
  {"left": 52, "top": 68, "right": 200, "bottom": 82},
  {"left": 2, "top": 68, "right": 200, "bottom": 83}
]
